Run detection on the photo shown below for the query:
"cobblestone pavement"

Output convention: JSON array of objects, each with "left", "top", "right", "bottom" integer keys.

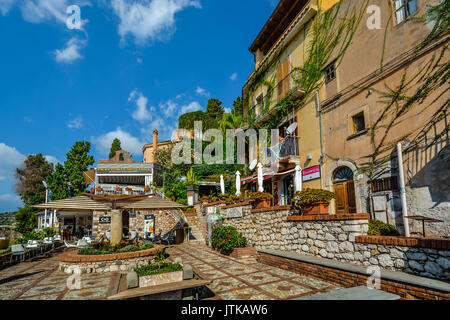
[
  {"left": 167, "top": 243, "right": 343, "bottom": 300},
  {"left": 0, "top": 247, "right": 120, "bottom": 300}
]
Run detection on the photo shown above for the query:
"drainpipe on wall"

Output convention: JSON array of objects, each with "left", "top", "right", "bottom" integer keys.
[
  {"left": 397, "top": 143, "right": 410, "bottom": 237},
  {"left": 315, "top": 90, "right": 325, "bottom": 189}
]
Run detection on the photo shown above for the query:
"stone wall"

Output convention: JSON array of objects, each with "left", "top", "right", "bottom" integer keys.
[
  {"left": 129, "top": 210, "right": 177, "bottom": 237},
  {"left": 219, "top": 204, "right": 449, "bottom": 280},
  {"left": 59, "top": 246, "right": 162, "bottom": 274},
  {"left": 92, "top": 209, "right": 179, "bottom": 239}
]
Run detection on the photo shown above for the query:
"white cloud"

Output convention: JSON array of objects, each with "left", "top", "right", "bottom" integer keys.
[
  {"left": 224, "top": 107, "right": 231, "bottom": 113},
  {"left": 54, "top": 37, "right": 87, "bottom": 63},
  {"left": 160, "top": 99, "right": 178, "bottom": 118},
  {"left": 0, "top": 193, "right": 22, "bottom": 211},
  {"left": 180, "top": 101, "right": 201, "bottom": 114},
  {"left": 92, "top": 127, "right": 145, "bottom": 156},
  {"left": 0, "top": 143, "right": 26, "bottom": 181},
  {"left": 230, "top": 72, "right": 238, "bottom": 81},
  {"left": 1, "top": 0, "right": 90, "bottom": 25},
  {"left": 129, "top": 90, "right": 154, "bottom": 123},
  {"left": 67, "top": 116, "right": 83, "bottom": 129},
  {"left": 195, "top": 86, "right": 209, "bottom": 97},
  {"left": 136, "top": 57, "right": 143, "bottom": 64},
  {"left": 0, "top": 0, "right": 16, "bottom": 15},
  {"left": 111, "top": 0, "right": 202, "bottom": 46},
  {"left": 44, "top": 155, "right": 60, "bottom": 166}
]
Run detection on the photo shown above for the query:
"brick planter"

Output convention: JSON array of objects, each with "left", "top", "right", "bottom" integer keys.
[
  {"left": 300, "top": 202, "right": 330, "bottom": 215},
  {"left": 139, "top": 271, "right": 183, "bottom": 288},
  {"left": 230, "top": 247, "right": 257, "bottom": 259}
]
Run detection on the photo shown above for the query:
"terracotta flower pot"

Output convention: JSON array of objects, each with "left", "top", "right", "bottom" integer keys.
[
  {"left": 144, "top": 187, "right": 151, "bottom": 192},
  {"left": 252, "top": 199, "right": 271, "bottom": 209},
  {"left": 300, "top": 202, "right": 330, "bottom": 215}
]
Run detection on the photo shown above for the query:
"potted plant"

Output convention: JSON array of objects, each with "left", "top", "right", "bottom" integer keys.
[
  {"left": 210, "top": 226, "right": 255, "bottom": 257},
  {"left": 248, "top": 192, "right": 273, "bottom": 209},
  {"left": 95, "top": 187, "right": 103, "bottom": 193},
  {"left": 125, "top": 187, "right": 132, "bottom": 195},
  {"left": 292, "top": 188, "right": 336, "bottom": 215},
  {"left": 116, "top": 187, "right": 123, "bottom": 192},
  {"left": 144, "top": 185, "right": 151, "bottom": 192}
]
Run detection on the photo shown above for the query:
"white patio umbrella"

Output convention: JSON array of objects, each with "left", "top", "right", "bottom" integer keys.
[
  {"left": 220, "top": 175, "right": 225, "bottom": 195},
  {"left": 294, "top": 165, "right": 302, "bottom": 192},
  {"left": 236, "top": 171, "right": 241, "bottom": 196},
  {"left": 257, "top": 163, "right": 264, "bottom": 192}
]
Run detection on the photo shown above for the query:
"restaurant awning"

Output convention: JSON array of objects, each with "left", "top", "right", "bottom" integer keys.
[
  {"left": 33, "top": 196, "right": 110, "bottom": 212},
  {"left": 122, "top": 197, "right": 186, "bottom": 210}
]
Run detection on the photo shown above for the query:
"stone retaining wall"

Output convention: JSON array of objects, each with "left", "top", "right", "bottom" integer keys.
[
  {"left": 220, "top": 204, "right": 449, "bottom": 280},
  {"left": 59, "top": 246, "right": 163, "bottom": 274}
]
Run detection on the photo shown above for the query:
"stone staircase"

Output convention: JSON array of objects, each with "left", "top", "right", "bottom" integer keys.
[{"left": 185, "top": 213, "right": 206, "bottom": 244}]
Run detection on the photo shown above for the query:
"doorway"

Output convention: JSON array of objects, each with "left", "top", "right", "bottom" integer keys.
[
  {"left": 333, "top": 167, "right": 357, "bottom": 214},
  {"left": 122, "top": 211, "right": 130, "bottom": 239}
]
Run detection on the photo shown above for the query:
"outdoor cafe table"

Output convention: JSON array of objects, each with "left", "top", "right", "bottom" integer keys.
[{"left": 405, "top": 215, "right": 443, "bottom": 237}]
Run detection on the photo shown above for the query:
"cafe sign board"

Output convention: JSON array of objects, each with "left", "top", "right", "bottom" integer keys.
[
  {"left": 302, "top": 165, "right": 321, "bottom": 182},
  {"left": 99, "top": 216, "right": 111, "bottom": 224}
]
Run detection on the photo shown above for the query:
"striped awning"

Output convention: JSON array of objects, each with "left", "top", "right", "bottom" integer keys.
[
  {"left": 33, "top": 196, "right": 109, "bottom": 212},
  {"left": 123, "top": 197, "right": 186, "bottom": 210}
]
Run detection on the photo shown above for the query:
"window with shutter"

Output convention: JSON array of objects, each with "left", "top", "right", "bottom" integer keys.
[{"left": 277, "top": 57, "right": 291, "bottom": 101}]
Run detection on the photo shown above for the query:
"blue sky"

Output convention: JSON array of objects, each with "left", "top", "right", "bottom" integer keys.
[{"left": 0, "top": 0, "right": 278, "bottom": 212}]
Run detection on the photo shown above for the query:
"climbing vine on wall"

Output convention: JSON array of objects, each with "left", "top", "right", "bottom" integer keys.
[
  {"left": 359, "top": 1, "right": 450, "bottom": 179},
  {"left": 245, "top": 1, "right": 367, "bottom": 131}
]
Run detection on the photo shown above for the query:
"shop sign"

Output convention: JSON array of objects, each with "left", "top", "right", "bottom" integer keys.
[
  {"left": 99, "top": 216, "right": 111, "bottom": 224},
  {"left": 303, "top": 165, "right": 321, "bottom": 182}
]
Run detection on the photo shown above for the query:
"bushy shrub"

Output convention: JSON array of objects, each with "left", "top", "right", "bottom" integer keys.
[
  {"left": 78, "top": 240, "right": 154, "bottom": 255},
  {"left": 135, "top": 262, "right": 183, "bottom": 277},
  {"left": 248, "top": 192, "right": 273, "bottom": 201},
  {"left": 368, "top": 219, "right": 400, "bottom": 236},
  {"left": 211, "top": 226, "right": 247, "bottom": 254},
  {"left": 292, "top": 188, "right": 336, "bottom": 206}
]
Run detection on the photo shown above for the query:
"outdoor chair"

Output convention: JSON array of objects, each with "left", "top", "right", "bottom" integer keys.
[
  {"left": 10, "top": 244, "right": 26, "bottom": 263},
  {"left": 82, "top": 237, "right": 92, "bottom": 245},
  {"left": 64, "top": 240, "right": 78, "bottom": 248},
  {"left": 76, "top": 239, "right": 89, "bottom": 248},
  {"left": 106, "top": 230, "right": 111, "bottom": 241}
]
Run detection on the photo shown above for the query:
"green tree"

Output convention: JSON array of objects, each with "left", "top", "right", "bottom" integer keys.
[
  {"left": 232, "top": 96, "right": 243, "bottom": 117},
  {"left": 15, "top": 154, "right": 53, "bottom": 206},
  {"left": 205, "top": 98, "right": 225, "bottom": 121},
  {"left": 64, "top": 141, "right": 95, "bottom": 196},
  {"left": 109, "top": 138, "right": 123, "bottom": 160},
  {"left": 178, "top": 111, "right": 205, "bottom": 130},
  {"left": 219, "top": 113, "right": 244, "bottom": 133},
  {"left": 47, "top": 163, "right": 70, "bottom": 201},
  {"left": 14, "top": 206, "right": 37, "bottom": 234}
]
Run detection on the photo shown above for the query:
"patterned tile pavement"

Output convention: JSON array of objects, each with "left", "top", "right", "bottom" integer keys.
[
  {"left": 0, "top": 243, "right": 343, "bottom": 300},
  {"left": 0, "top": 247, "right": 120, "bottom": 300},
  {"left": 166, "top": 243, "right": 342, "bottom": 300}
]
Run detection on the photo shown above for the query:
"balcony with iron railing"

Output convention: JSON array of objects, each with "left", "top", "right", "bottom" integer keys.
[{"left": 247, "top": 72, "right": 304, "bottom": 126}]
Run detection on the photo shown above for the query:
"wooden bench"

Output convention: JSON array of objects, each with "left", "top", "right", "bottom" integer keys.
[{"left": 107, "top": 279, "right": 211, "bottom": 300}]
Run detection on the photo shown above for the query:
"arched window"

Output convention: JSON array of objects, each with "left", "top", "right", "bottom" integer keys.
[{"left": 334, "top": 167, "right": 354, "bottom": 181}]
